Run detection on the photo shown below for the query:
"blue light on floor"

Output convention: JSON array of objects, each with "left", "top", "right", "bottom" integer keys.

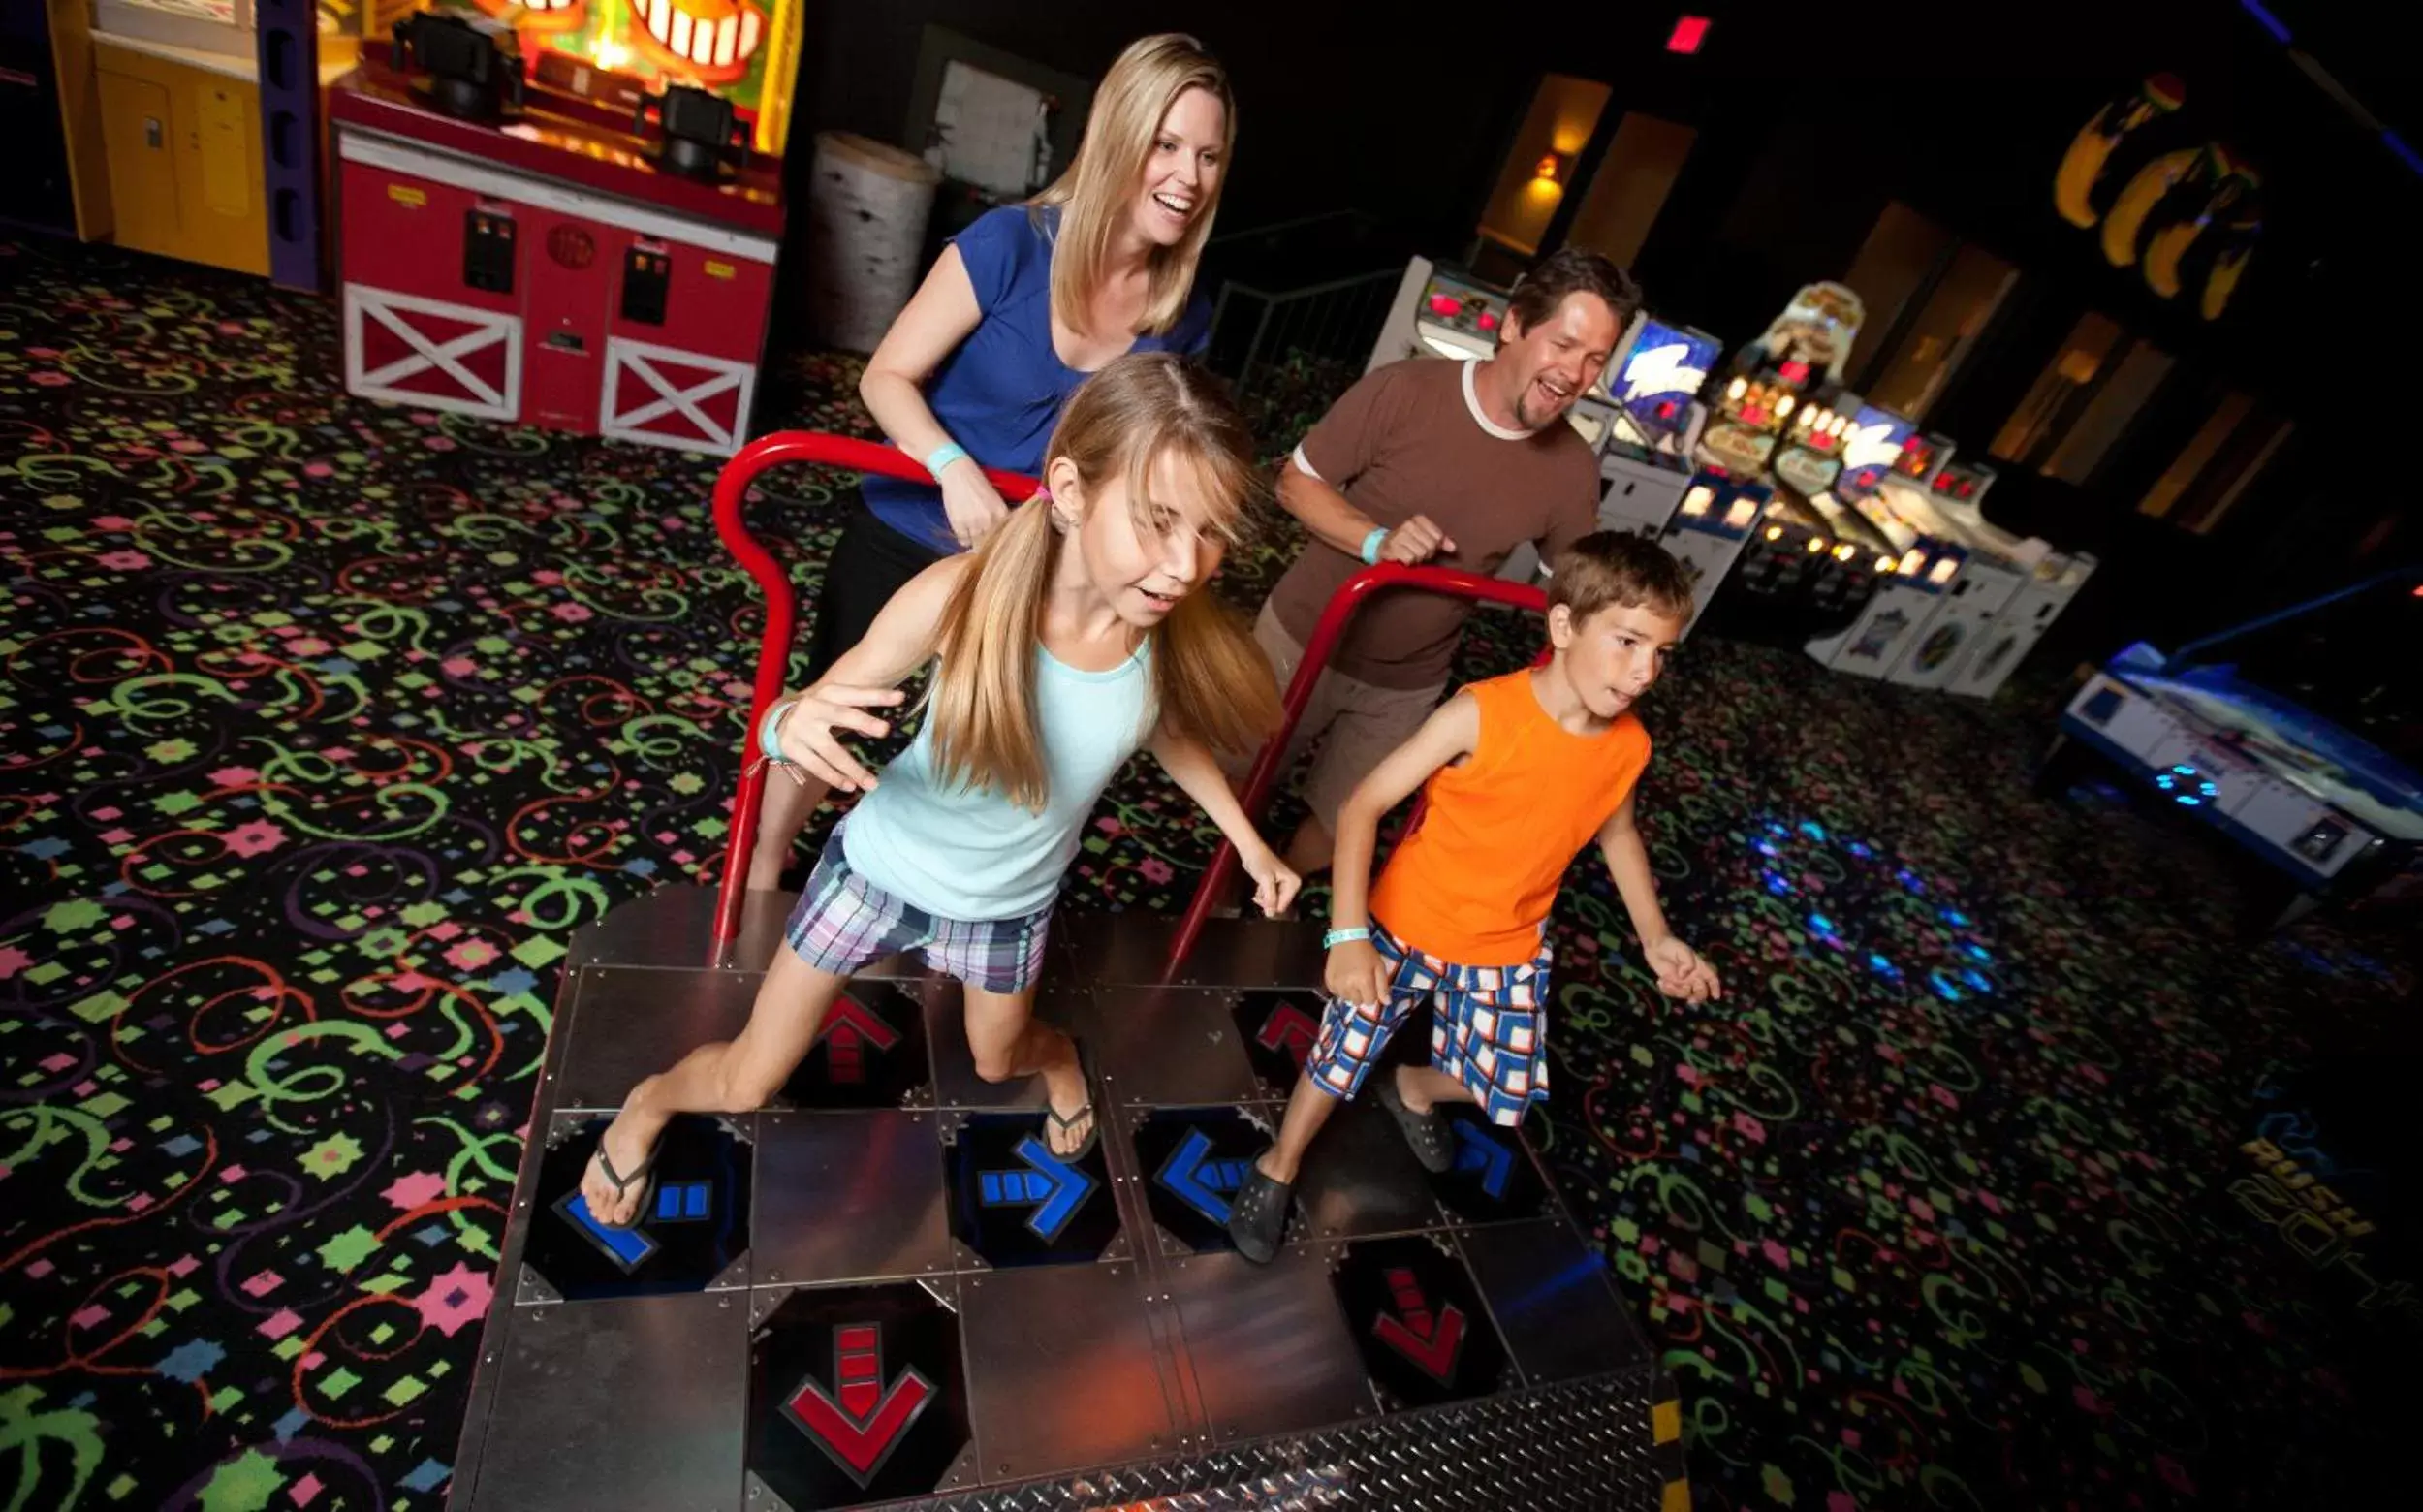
[
  {"left": 1755, "top": 839, "right": 1780, "bottom": 858},
  {"left": 1868, "top": 953, "right": 1901, "bottom": 980},
  {"left": 1764, "top": 871, "right": 1793, "bottom": 897},
  {"left": 1930, "top": 971, "right": 1965, "bottom": 1002},
  {"left": 1967, "top": 943, "right": 1991, "bottom": 962},
  {"left": 1848, "top": 841, "right": 1873, "bottom": 859},
  {"left": 1809, "top": 914, "right": 1837, "bottom": 938},
  {"left": 1962, "top": 969, "right": 1994, "bottom": 994},
  {"left": 1941, "top": 908, "right": 1968, "bottom": 926},
  {"left": 1798, "top": 820, "right": 1829, "bottom": 841}
]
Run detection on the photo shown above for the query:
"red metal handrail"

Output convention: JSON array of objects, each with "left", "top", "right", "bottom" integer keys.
[
  {"left": 706, "top": 435, "right": 1553, "bottom": 974},
  {"left": 1164, "top": 563, "right": 1550, "bottom": 974},
  {"left": 709, "top": 431, "right": 1036, "bottom": 952}
]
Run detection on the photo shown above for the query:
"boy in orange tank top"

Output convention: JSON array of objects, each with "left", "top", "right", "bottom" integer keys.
[{"left": 1229, "top": 533, "right": 1723, "bottom": 1263}]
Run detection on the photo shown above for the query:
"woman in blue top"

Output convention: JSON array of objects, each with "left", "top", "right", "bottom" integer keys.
[{"left": 748, "top": 33, "right": 1233, "bottom": 888}]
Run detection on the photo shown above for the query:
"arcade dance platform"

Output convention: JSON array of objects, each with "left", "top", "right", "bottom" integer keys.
[{"left": 441, "top": 438, "right": 1686, "bottom": 1511}]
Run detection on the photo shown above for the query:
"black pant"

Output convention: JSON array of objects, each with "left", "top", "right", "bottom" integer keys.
[{"left": 805, "top": 503, "right": 949, "bottom": 679}]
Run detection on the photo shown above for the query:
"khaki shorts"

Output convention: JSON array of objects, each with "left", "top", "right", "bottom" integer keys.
[{"left": 1243, "top": 602, "right": 1446, "bottom": 833}]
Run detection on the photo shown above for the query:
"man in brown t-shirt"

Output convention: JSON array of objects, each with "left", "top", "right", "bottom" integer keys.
[{"left": 1253, "top": 248, "right": 1643, "bottom": 874}]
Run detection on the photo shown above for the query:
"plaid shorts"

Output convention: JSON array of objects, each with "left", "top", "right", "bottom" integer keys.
[
  {"left": 1305, "top": 920, "right": 1552, "bottom": 1127},
  {"left": 783, "top": 825, "right": 1052, "bottom": 994}
]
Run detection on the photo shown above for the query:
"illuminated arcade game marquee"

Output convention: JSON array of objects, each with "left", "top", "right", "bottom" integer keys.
[
  {"left": 1593, "top": 310, "right": 1720, "bottom": 536},
  {"left": 329, "top": 0, "right": 802, "bottom": 455},
  {"left": 1660, "top": 281, "right": 1866, "bottom": 635}
]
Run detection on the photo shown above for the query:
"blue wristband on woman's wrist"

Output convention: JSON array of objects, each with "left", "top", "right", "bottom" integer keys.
[
  {"left": 1359, "top": 526, "right": 1389, "bottom": 565},
  {"left": 1323, "top": 926, "right": 1370, "bottom": 950},
  {"left": 925, "top": 441, "right": 969, "bottom": 479}
]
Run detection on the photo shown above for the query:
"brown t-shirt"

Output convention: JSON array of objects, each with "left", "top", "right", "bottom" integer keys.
[{"left": 1268, "top": 358, "right": 1599, "bottom": 689}]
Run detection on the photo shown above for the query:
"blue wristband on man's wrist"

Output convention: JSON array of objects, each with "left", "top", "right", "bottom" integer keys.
[{"left": 1359, "top": 526, "right": 1389, "bottom": 565}]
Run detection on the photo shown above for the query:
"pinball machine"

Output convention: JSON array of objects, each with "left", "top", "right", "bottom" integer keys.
[
  {"left": 436, "top": 434, "right": 1688, "bottom": 1511},
  {"left": 329, "top": 1, "right": 802, "bottom": 454}
]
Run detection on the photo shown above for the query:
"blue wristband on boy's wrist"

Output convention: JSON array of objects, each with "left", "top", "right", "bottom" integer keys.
[
  {"left": 925, "top": 441, "right": 969, "bottom": 479},
  {"left": 1359, "top": 526, "right": 1389, "bottom": 565},
  {"left": 1322, "top": 927, "right": 1371, "bottom": 949}
]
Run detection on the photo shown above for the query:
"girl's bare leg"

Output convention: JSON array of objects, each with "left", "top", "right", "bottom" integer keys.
[
  {"left": 961, "top": 983, "right": 1092, "bottom": 1156},
  {"left": 577, "top": 942, "right": 849, "bottom": 1223},
  {"left": 746, "top": 771, "right": 830, "bottom": 891}
]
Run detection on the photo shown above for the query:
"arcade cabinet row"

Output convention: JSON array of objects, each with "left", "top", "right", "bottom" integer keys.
[
  {"left": 33, "top": 0, "right": 804, "bottom": 456},
  {"left": 1367, "top": 260, "right": 2097, "bottom": 700}
]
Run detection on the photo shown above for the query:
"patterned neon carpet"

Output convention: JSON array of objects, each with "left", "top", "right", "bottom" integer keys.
[{"left": 3, "top": 238, "right": 2412, "bottom": 1511}]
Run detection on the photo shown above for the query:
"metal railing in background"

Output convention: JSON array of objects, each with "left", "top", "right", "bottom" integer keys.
[
  {"left": 1207, "top": 267, "right": 1403, "bottom": 403},
  {"left": 1166, "top": 564, "right": 1552, "bottom": 975}
]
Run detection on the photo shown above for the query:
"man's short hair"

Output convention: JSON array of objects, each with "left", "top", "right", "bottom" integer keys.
[
  {"left": 1548, "top": 531, "right": 1694, "bottom": 625},
  {"left": 1506, "top": 248, "right": 1645, "bottom": 339}
]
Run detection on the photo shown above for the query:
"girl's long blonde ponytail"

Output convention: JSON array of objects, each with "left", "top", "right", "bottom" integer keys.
[
  {"left": 923, "top": 494, "right": 1058, "bottom": 811},
  {"left": 922, "top": 353, "right": 1280, "bottom": 810}
]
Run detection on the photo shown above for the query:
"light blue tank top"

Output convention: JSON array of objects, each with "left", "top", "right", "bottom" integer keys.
[{"left": 842, "top": 642, "right": 1154, "bottom": 920}]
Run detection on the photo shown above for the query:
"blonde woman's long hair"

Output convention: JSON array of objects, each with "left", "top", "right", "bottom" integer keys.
[
  {"left": 1032, "top": 34, "right": 1234, "bottom": 341},
  {"left": 924, "top": 353, "right": 1279, "bottom": 811}
]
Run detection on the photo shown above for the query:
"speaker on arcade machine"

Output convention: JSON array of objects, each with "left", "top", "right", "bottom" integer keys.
[{"left": 330, "top": 0, "right": 802, "bottom": 457}]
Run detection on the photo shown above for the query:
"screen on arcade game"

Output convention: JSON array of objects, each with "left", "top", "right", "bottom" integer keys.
[
  {"left": 436, "top": 0, "right": 800, "bottom": 152},
  {"left": 1837, "top": 404, "right": 1916, "bottom": 498},
  {"left": 1605, "top": 315, "right": 1721, "bottom": 459}
]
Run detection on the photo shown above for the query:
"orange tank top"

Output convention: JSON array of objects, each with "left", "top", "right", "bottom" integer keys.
[{"left": 1369, "top": 668, "right": 1651, "bottom": 967}]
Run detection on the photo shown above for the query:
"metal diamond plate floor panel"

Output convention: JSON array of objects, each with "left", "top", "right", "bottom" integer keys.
[{"left": 445, "top": 888, "right": 1682, "bottom": 1510}]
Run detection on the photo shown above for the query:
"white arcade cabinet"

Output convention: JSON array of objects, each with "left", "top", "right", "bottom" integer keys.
[
  {"left": 1805, "top": 406, "right": 1967, "bottom": 677},
  {"left": 1947, "top": 549, "right": 2100, "bottom": 698},
  {"left": 1924, "top": 457, "right": 2101, "bottom": 699},
  {"left": 1877, "top": 440, "right": 2028, "bottom": 690}
]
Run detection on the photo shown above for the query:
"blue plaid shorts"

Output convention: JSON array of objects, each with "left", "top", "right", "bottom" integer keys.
[
  {"left": 1305, "top": 920, "right": 1552, "bottom": 1126},
  {"left": 783, "top": 824, "right": 1052, "bottom": 994}
]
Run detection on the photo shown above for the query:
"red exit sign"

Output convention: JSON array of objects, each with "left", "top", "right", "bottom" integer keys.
[{"left": 1668, "top": 16, "right": 1712, "bottom": 53}]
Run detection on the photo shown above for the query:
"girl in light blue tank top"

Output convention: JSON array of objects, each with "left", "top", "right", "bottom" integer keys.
[{"left": 577, "top": 356, "right": 1301, "bottom": 1225}]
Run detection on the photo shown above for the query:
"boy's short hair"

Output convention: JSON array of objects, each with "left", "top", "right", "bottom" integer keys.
[
  {"left": 1506, "top": 248, "right": 1645, "bottom": 339},
  {"left": 1547, "top": 531, "right": 1694, "bottom": 625}
]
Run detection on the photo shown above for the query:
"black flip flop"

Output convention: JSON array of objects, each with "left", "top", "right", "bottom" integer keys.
[
  {"left": 1043, "top": 1037, "right": 1101, "bottom": 1164},
  {"left": 1375, "top": 1074, "right": 1456, "bottom": 1175},
  {"left": 585, "top": 1137, "right": 659, "bottom": 1230}
]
